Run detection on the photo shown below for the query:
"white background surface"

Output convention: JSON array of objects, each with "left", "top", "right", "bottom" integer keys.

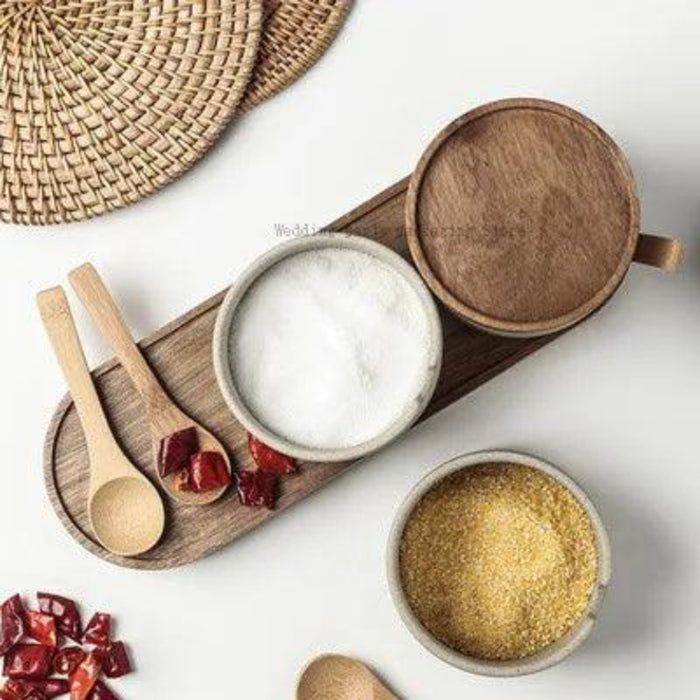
[{"left": 1, "top": 1, "right": 699, "bottom": 697}]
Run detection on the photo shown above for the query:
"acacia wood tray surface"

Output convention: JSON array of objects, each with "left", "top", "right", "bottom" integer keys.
[{"left": 43, "top": 177, "right": 558, "bottom": 570}]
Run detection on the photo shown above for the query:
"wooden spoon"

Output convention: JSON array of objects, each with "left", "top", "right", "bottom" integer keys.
[
  {"left": 68, "top": 263, "right": 231, "bottom": 506},
  {"left": 297, "top": 655, "right": 399, "bottom": 700},
  {"left": 37, "top": 287, "right": 165, "bottom": 557}
]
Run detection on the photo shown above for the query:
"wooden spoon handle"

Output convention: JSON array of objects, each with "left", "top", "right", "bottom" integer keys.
[
  {"left": 69, "top": 263, "right": 170, "bottom": 414},
  {"left": 37, "top": 287, "right": 118, "bottom": 465}
]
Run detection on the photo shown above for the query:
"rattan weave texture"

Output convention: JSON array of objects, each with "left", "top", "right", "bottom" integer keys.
[
  {"left": 241, "top": 0, "right": 352, "bottom": 110},
  {"left": 0, "top": 0, "right": 263, "bottom": 224}
]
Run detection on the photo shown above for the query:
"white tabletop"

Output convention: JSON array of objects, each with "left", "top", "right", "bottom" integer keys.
[{"left": 1, "top": 1, "right": 699, "bottom": 698}]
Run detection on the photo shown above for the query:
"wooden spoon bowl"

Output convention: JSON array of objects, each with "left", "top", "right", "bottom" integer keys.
[
  {"left": 297, "top": 655, "right": 398, "bottom": 700},
  {"left": 90, "top": 476, "right": 165, "bottom": 557}
]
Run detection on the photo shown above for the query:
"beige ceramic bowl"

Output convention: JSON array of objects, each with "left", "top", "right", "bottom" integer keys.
[
  {"left": 387, "top": 450, "right": 611, "bottom": 677},
  {"left": 213, "top": 232, "right": 443, "bottom": 463}
]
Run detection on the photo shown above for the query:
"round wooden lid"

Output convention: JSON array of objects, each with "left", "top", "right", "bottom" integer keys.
[{"left": 406, "top": 99, "right": 640, "bottom": 335}]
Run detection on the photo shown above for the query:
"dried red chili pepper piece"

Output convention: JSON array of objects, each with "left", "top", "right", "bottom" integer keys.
[
  {"left": 68, "top": 653, "right": 100, "bottom": 700},
  {"left": 1, "top": 681, "right": 29, "bottom": 698},
  {"left": 36, "top": 595, "right": 81, "bottom": 642},
  {"left": 189, "top": 452, "right": 231, "bottom": 493},
  {"left": 0, "top": 684, "right": 19, "bottom": 699},
  {"left": 80, "top": 615, "right": 110, "bottom": 650},
  {"left": 247, "top": 433, "right": 297, "bottom": 474},
  {"left": 85, "top": 682, "right": 117, "bottom": 700},
  {"left": 29, "top": 680, "right": 67, "bottom": 699},
  {"left": 237, "top": 470, "right": 277, "bottom": 509},
  {"left": 51, "top": 648, "right": 85, "bottom": 678},
  {"left": 100, "top": 643, "right": 130, "bottom": 680},
  {"left": 24, "top": 613, "right": 56, "bottom": 649},
  {"left": 0, "top": 596, "right": 26, "bottom": 657},
  {"left": 15, "top": 680, "right": 69, "bottom": 699},
  {"left": 19, "top": 692, "right": 45, "bottom": 700},
  {"left": 0, "top": 681, "right": 48, "bottom": 700},
  {"left": 2, "top": 644, "right": 53, "bottom": 680},
  {"left": 158, "top": 427, "right": 199, "bottom": 478},
  {"left": 2, "top": 681, "right": 28, "bottom": 698}
]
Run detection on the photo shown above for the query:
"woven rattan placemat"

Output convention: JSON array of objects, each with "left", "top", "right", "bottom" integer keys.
[
  {"left": 0, "top": 0, "right": 263, "bottom": 225},
  {"left": 241, "top": 0, "right": 352, "bottom": 110}
]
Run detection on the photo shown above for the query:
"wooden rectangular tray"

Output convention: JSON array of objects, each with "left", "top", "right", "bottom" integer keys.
[{"left": 43, "top": 177, "right": 558, "bottom": 569}]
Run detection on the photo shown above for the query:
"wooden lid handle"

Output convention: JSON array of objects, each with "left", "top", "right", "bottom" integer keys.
[{"left": 634, "top": 234, "right": 684, "bottom": 271}]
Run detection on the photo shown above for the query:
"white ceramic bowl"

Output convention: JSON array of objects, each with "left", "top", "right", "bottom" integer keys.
[
  {"left": 387, "top": 450, "right": 612, "bottom": 677},
  {"left": 213, "top": 232, "right": 443, "bottom": 463}
]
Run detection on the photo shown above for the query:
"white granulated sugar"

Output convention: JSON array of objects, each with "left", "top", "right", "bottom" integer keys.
[{"left": 229, "top": 247, "right": 432, "bottom": 450}]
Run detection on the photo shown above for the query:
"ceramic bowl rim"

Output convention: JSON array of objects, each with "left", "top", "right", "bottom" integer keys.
[
  {"left": 386, "top": 449, "right": 612, "bottom": 677},
  {"left": 212, "top": 232, "right": 444, "bottom": 463}
]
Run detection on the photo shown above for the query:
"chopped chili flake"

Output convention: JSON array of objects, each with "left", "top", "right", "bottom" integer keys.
[
  {"left": 51, "top": 649, "right": 85, "bottom": 678},
  {"left": 0, "top": 681, "right": 48, "bottom": 700},
  {"left": 247, "top": 434, "right": 297, "bottom": 474},
  {"left": 36, "top": 595, "right": 81, "bottom": 643},
  {"left": 158, "top": 427, "right": 199, "bottom": 478},
  {"left": 68, "top": 653, "right": 100, "bottom": 700},
  {"left": 2, "top": 681, "right": 32, "bottom": 698},
  {"left": 21, "top": 692, "right": 45, "bottom": 700},
  {"left": 80, "top": 616, "right": 110, "bottom": 650},
  {"left": 237, "top": 470, "right": 277, "bottom": 509},
  {"left": 10, "top": 679, "right": 69, "bottom": 699},
  {"left": 189, "top": 452, "right": 231, "bottom": 493},
  {"left": 32, "top": 680, "right": 68, "bottom": 699},
  {"left": 2, "top": 645, "right": 53, "bottom": 680},
  {"left": 0, "top": 682, "right": 20, "bottom": 698},
  {"left": 100, "top": 644, "right": 130, "bottom": 681},
  {"left": 24, "top": 614, "right": 56, "bottom": 649},
  {"left": 171, "top": 451, "right": 231, "bottom": 493},
  {"left": 86, "top": 682, "right": 117, "bottom": 700},
  {"left": 0, "top": 596, "right": 26, "bottom": 658}
]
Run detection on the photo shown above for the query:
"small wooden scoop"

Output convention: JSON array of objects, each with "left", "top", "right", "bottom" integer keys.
[
  {"left": 37, "top": 287, "right": 165, "bottom": 557},
  {"left": 297, "top": 655, "right": 399, "bottom": 700},
  {"left": 68, "top": 263, "right": 231, "bottom": 506}
]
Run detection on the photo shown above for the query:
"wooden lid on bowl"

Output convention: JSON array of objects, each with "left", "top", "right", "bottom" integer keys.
[{"left": 406, "top": 99, "right": 640, "bottom": 335}]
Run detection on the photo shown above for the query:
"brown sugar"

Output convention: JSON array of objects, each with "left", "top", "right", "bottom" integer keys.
[{"left": 399, "top": 463, "right": 598, "bottom": 661}]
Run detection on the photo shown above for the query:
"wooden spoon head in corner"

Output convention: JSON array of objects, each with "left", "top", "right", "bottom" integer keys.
[
  {"left": 151, "top": 408, "right": 232, "bottom": 507},
  {"left": 297, "top": 655, "right": 398, "bottom": 700}
]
